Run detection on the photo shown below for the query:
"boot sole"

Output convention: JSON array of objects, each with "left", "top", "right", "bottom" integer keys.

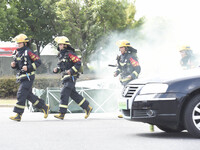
[
  {"left": 54, "top": 116, "right": 64, "bottom": 120},
  {"left": 9, "top": 118, "right": 21, "bottom": 122}
]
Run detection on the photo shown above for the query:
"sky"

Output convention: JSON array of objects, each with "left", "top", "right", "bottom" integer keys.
[{"left": 135, "top": 0, "right": 200, "bottom": 51}]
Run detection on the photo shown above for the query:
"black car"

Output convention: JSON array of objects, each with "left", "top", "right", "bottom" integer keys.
[{"left": 118, "top": 68, "right": 200, "bottom": 138}]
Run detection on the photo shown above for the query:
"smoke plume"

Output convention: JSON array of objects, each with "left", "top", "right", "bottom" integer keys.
[
  {"left": 89, "top": 0, "right": 200, "bottom": 80},
  {"left": 84, "top": 0, "right": 200, "bottom": 113}
]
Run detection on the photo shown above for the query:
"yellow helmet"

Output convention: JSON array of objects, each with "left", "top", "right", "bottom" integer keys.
[
  {"left": 12, "top": 34, "right": 29, "bottom": 43},
  {"left": 54, "top": 36, "right": 71, "bottom": 45},
  {"left": 179, "top": 45, "right": 191, "bottom": 52},
  {"left": 116, "top": 40, "right": 132, "bottom": 48}
]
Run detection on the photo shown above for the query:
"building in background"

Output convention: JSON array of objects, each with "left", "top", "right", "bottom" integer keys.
[{"left": 0, "top": 42, "right": 18, "bottom": 57}]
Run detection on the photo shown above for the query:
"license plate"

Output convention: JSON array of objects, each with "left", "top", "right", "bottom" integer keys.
[{"left": 118, "top": 99, "right": 128, "bottom": 110}]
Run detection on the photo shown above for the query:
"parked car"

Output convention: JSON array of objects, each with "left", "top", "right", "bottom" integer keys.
[{"left": 119, "top": 68, "right": 200, "bottom": 138}]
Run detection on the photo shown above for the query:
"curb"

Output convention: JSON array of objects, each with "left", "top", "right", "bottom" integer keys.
[{"left": 0, "top": 104, "right": 15, "bottom": 107}]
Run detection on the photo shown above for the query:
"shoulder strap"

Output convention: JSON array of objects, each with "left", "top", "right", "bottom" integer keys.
[{"left": 23, "top": 50, "right": 28, "bottom": 65}]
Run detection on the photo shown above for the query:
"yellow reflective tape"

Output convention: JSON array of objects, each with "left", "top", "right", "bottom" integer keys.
[
  {"left": 72, "top": 66, "right": 78, "bottom": 72},
  {"left": 16, "top": 58, "right": 21, "bottom": 61},
  {"left": 32, "top": 63, "right": 36, "bottom": 70},
  {"left": 120, "top": 77, "right": 131, "bottom": 82},
  {"left": 78, "top": 98, "right": 85, "bottom": 106},
  {"left": 133, "top": 71, "right": 139, "bottom": 77},
  {"left": 31, "top": 55, "right": 35, "bottom": 60},
  {"left": 119, "top": 62, "right": 126, "bottom": 66},
  {"left": 15, "top": 104, "right": 25, "bottom": 109},
  {"left": 16, "top": 71, "right": 35, "bottom": 79},
  {"left": 59, "top": 104, "right": 68, "bottom": 108},
  {"left": 61, "top": 75, "right": 71, "bottom": 81},
  {"left": 33, "top": 100, "right": 39, "bottom": 106}
]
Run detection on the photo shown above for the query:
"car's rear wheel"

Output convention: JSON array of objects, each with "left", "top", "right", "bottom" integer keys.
[
  {"left": 184, "top": 94, "right": 200, "bottom": 138},
  {"left": 157, "top": 125, "right": 183, "bottom": 133}
]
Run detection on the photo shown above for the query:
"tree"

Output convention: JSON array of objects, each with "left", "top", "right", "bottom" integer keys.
[
  {"left": 1, "top": 0, "right": 61, "bottom": 55},
  {"left": 0, "top": 0, "right": 7, "bottom": 38},
  {"left": 0, "top": 0, "right": 143, "bottom": 61},
  {"left": 56, "top": 0, "right": 144, "bottom": 64},
  {"left": 0, "top": 0, "right": 22, "bottom": 41}
]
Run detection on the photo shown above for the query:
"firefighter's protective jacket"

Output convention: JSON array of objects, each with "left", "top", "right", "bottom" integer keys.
[
  {"left": 115, "top": 52, "right": 141, "bottom": 85},
  {"left": 180, "top": 55, "right": 198, "bottom": 69},
  {"left": 12, "top": 46, "right": 41, "bottom": 81},
  {"left": 56, "top": 48, "right": 81, "bottom": 82},
  {"left": 54, "top": 47, "right": 90, "bottom": 114},
  {"left": 11, "top": 46, "right": 46, "bottom": 114}
]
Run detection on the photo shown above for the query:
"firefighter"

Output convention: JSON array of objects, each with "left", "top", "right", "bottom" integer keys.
[
  {"left": 114, "top": 40, "right": 141, "bottom": 86},
  {"left": 53, "top": 36, "right": 93, "bottom": 120},
  {"left": 10, "top": 34, "right": 49, "bottom": 121},
  {"left": 114, "top": 40, "right": 141, "bottom": 118},
  {"left": 179, "top": 45, "right": 197, "bottom": 69}
]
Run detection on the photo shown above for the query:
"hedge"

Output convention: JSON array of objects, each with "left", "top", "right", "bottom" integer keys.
[{"left": 0, "top": 74, "right": 61, "bottom": 98}]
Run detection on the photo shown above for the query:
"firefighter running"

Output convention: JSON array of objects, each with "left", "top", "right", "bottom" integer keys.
[
  {"left": 114, "top": 40, "right": 141, "bottom": 118},
  {"left": 114, "top": 40, "right": 141, "bottom": 86},
  {"left": 10, "top": 34, "right": 49, "bottom": 121},
  {"left": 53, "top": 36, "right": 93, "bottom": 120}
]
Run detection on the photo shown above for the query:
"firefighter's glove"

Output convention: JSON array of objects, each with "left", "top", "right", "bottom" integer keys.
[
  {"left": 114, "top": 70, "right": 120, "bottom": 77},
  {"left": 22, "top": 66, "right": 28, "bottom": 72},
  {"left": 120, "top": 75, "right": 132, "bottom": 83},
  {"left": 114, "top": 72, "right": 118, "bottom": 77},
  {"left": 65, "top": 70, "right": 71, "bottom": 75},
  {"left": 11, "top": 61, "right": 16, "bottom": 68},
  {"left": 53, "top": 67, "right": 59, "bottom": 73},
  {"left": 127, "top": 75, "right": 132, "bottom": 80}
]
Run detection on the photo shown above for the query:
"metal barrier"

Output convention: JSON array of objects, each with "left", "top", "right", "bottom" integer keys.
[{"left": 31, "top": 79, "right": 122, "bottom": 113}]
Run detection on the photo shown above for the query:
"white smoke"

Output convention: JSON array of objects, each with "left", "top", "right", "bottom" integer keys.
[
  {"left": 89, "top": 0, "right": 200, "bottom": 80},
  {"left": 83, "top": 0, "right": 200, "bottom": 113},
  {"left": 135, "top": 0, "right": 200, "bottom": 76},
  {"left": 135, "top": 0, "right": 200, "bottom": 47}
]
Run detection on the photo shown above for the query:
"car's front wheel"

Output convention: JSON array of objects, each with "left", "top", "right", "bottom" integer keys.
[{"left": 184, "top": 94, "right": 200, "bottom": 138}]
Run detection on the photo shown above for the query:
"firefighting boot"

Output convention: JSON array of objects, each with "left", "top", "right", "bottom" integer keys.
[
  {"left": 9, "top": 113, "right": 22, "bottom": 122},
  {"left": 150, "top": 124, "right": 154, "bottom": 132},
  {"left": 118, "top": 114, "right": 123, "bottom": 118},
  {"left": 84, "top": 105, "right": 93, "bottom": 119},
  {"left": 54, "top": 113, "right": 65, "bottom": 120},
  {"left": 42, "top": 104, "right": 50, "bottom": 119}
]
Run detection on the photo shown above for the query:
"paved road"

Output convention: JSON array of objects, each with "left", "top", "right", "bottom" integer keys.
[{"left": 0, "top": 108, "right": 198, "bottom": 150}]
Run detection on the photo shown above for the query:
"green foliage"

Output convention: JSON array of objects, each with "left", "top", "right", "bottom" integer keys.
[
  {"left": 0, "top": 77, "right": 18, "bottom": 98},
  {"left": 1, "top": 1, "right": 24, "bottom": 40},
  {"left": 0, "top": 0, "right": 7, "bottom": 36},
  {"left": 33, "top": 75, "right": 61, "bottom": 89},
  {"left": 0, "top": 0, "right": 143, "bottom": 62},
  {"left": 0, "top": 75, "right": 61, "bottom": 98},
  {"left": 0, "top": 0, "right": 61, "bottom": 54},
  {"left": 55, "top": 0, "right": 144, "bottom": 63}
]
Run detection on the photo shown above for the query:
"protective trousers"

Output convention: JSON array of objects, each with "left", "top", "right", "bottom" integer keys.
[
  {"left": 59, "top": 80, "right": 89, "bottom": 114},
  {"left": 14, "top": 76, "right": 45, "bottom": 114}
]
